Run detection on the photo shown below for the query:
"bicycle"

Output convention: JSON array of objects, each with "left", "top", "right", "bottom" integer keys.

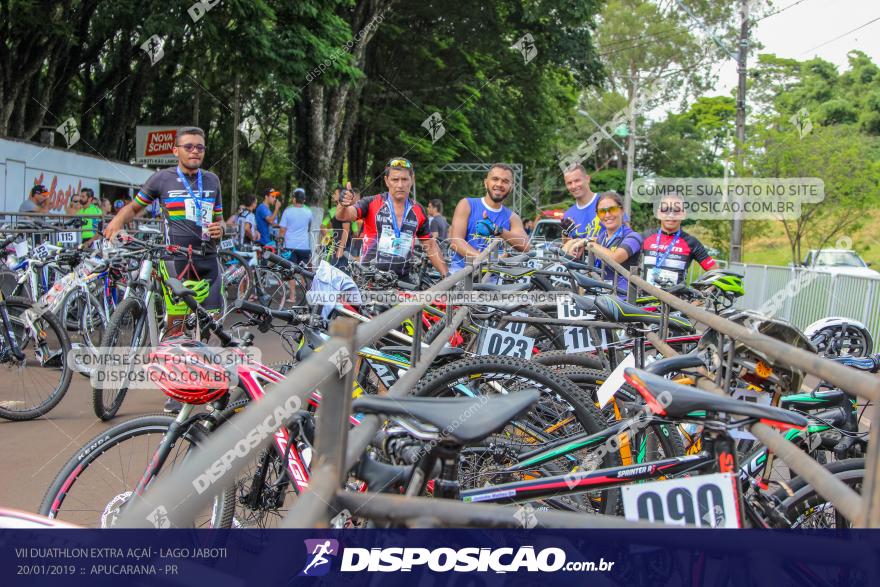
[{"left": 0, "top": 232, "right": 73, "bottom": 421}]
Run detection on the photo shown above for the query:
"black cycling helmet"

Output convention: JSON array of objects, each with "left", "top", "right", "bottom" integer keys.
[{"left": 698, "top": 309, "right": 814, "bottom": 395}]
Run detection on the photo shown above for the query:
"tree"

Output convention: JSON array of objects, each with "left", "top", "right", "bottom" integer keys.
[{"left": 749, "top": 123, "right": 880, "bottom": 263}]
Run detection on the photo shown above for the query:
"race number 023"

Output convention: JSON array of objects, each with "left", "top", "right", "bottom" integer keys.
[{"left": 478, "top": 326, "right": 534, "bottom": 359}]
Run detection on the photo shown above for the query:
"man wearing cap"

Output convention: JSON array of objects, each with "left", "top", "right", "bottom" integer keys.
[
  {"left": 20, "top": 184, "right": 50, "bottom": 214},
  {"left": 336, "top": 157, "right": 448, "bottom": 279},
  {"left": 279, "top": 188, "right": 313, "bottom": 266},
  {"left": 255, "top": 188, "right": 281, "bottom": 247}
]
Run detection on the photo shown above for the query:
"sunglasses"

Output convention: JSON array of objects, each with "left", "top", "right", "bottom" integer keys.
[
  {"left": 177, "top": 143, "right": 206, "bottom": 153},
  {"left": 387, "top": 158, "right": 413, "bottom": 169},
  {"left": 597, "top": 205, "right": 622, "bottom": 217}
]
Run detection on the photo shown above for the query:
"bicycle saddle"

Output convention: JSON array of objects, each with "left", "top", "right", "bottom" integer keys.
[
  {"left": 626, "top": 368, "right": 808, "bottom": 429},
  {"left": 571, "top": 272, "right": 614, "bottom": 293},
  {"left": 569, "top": 293, "right": 598, "bottom": 314},
  {"left": 497, "top": 253, "right": 531, "bottom": 265},
  {"left": 165, "top": 277, "right": 196, "bottom": 299},
  {"left": 472, "top": 281, "right": 530, "bottom": 292},
  {"left": 352, "top": 389, "right": 540, "bottom": 444},
  {"left": 593, "top": 294, "right": 694, "bottom": 333}
]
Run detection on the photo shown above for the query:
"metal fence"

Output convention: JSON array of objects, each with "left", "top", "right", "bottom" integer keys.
[{"left": 726, "top": 262, "right": 880, "bottom": 342}]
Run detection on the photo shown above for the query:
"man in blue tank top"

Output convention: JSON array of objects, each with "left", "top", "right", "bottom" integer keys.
[
  {"left": 448, "top": 163, "right": 530, "bottom": 273},
  {"left": 561, "top": 164, "right": 602, "bottom": 241}
]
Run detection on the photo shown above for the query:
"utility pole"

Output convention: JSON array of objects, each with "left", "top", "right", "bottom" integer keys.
[
  {"left": 729, "top": 0, "right": 749, "bottom": 262},
  {"left": 231, "top": 74, "right": 241, "bottom": 206},
  {"left": 624, "top": 74, "right": 638, "bottom": 219}
]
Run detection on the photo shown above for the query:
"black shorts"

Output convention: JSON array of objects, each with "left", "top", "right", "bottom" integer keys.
[
  {"left": 283, "top": 248, "right": 312, "bottom": 266},
  {"left": 162, "top": 255, "right": 223, "bottom": 311}
]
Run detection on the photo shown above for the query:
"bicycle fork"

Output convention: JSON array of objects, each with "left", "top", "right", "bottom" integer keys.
[
  {"left": 132, "top": 405, "right": 196, "bottom": 497},
  {"left": 1, "top": 300, "right": 28, "bottom": 362}
]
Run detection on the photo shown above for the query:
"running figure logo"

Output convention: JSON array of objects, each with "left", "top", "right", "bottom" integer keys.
[
  {"left": 421, "top": 112, "right": 445, "bottom": 143},
  {"left": 299, "top": 539, "right": 339, "bottom": 577}
]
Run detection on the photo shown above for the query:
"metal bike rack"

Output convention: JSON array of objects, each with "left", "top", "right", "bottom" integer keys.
[
  {"left": 590, "top": 244, "right": 879, "bottom": 527},
  {"left": 112, "top": 239, "right": 876, "bottom": 531}
]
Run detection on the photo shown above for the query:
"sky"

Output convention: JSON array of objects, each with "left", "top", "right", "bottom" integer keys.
[{"left": 714, "top": 0, "right": 880, "bottom": 94}]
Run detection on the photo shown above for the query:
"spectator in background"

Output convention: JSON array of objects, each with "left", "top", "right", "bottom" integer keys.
[
  {"left": 279, "top": 188, "right": 312, "bottom": 266},
  {"left": 100, "top": 197, "right": 113, "bottom": 216},
  {"left": 427, "top": 199, "right": 449, "bottom": 242},
  {"left": 235, "top": 193, "right": 259, "bottom": 246},
  {"left": 255, "top": 187, "right": 281, "bottom": 246},
  {"left": 322, "top": 185, "right": 350, "bottom": 269},
  {"left": 76, "top": 188, "right": 103, "bottom": 245},
  {"left": 20, "top": 184, "right": 50, "bottom": 214},
  {"left": 523, "top": 218, "right": 534, "bottom": 235},
  {"left": 279, "top": 187, "right": 313, "bottom": 304}
]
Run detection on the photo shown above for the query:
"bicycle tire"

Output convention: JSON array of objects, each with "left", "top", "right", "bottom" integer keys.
[
  {"left": 38, "top": 414, "right": 235, "bottom": 528},
  {"left": 0, "top": 297, "right": 73, "bottom": 421},
  {"left": 533, "top": 349, "right": 604, "bottom": 371},
  {"left": 60, "top": 288, "right": 107, "bottom": 349},
  {"left": 773, "top": 458, "right": 864, "bottom": 528},
  {"left": 411, "top": 355, "right": 622, "bottom": 515},
  {"left": 213, "top": 398, "right": 311, "bottom": 528},
  {"left": 218, "top": 249, "right": 255, "bottom": 305},
  {"left": 92, "top": 296, "right": 148, "bottom": 420},
  {"left": 254, "top": 267, "right": 289, "bottom": 310}
]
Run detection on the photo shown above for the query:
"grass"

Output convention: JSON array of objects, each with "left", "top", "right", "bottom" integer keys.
[{"left": 689, "top": 211, "right": 880, "bottom": 268}]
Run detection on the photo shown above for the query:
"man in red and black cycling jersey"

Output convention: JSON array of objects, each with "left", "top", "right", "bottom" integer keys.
[
  {"left": 335, "top": 157, "right": 448, "bottom": 279},
  {"left": 641, "top": 193, "right": 715, "bottom": 287}
]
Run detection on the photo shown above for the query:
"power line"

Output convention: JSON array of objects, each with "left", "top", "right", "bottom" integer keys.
[
  {"left": 756, "top": 0, "right": 813, "bottom": 22},
  {"left": 801, "top": 15, "right": 880, "bottom": 54}
]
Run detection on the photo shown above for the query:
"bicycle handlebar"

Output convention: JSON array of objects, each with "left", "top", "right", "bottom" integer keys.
[
  {"left": 165, "top": 277, "right": 234, "bottom": 346},
  {"left": 261, "top": 249, "right": 315, "bottom": 279},
  {"left": 234, "top": 299, "right": 315, "bottom": 326}
]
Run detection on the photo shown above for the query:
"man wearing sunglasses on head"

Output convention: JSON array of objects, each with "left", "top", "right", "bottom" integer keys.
[
  {"left": 336, "top": 157, "right": 448, "bottom": 279},
  {"left": 104, "top": 125, "right": 225, "bottom": 312},
  {"left": 448, "top": 163, "right": 530, "bottom": 273},
  {"left": 641, "top": 192, "right": 715, "bottom": 287}
]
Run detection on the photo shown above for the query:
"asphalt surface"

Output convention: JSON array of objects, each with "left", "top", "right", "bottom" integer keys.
[{"left": 0, "top": 329, "right": 292, "bottom": 515}]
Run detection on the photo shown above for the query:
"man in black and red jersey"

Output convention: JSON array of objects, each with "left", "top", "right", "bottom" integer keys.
[
  {"left": 336, "top": 157, "right": 448, "bottom": 278},
  {"left": 641, "top": 193, "right": 715, "bottom": 287}
]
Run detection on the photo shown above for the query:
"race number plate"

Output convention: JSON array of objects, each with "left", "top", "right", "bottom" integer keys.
[
  {"left": 219, "top": 239, "right": 235, "bottom": 250},
  {"left": 622, "top": 472, "right": 740, "bottom": 528},
  {"left": 556, "top": 297, "right": 607, "bottom": 353},
  {"left": 58, "top": 232, "right": 77, "bottom": 244},
  {"left": 477, "top": 326, "right": 534, "bottom": 360},
  {"left": 544, "top": 262, "right": 570, "bottom": 288},
  {"left": 32, "top": 243, "right": 52, "bottom": 260},
  {"left": 595, "top": 353, "right": 635, "bottom": 407},
  {"left": 498, "top": 311, "right": 529, "bottom": 336}
]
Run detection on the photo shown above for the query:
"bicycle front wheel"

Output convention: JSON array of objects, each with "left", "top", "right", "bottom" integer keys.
[
  {"left": 92, "top": 296, "right": 148, "bottom": 420},
  {"left": 39, "top": 415, "right": 235, "bottom": 528},
  {"left": 412, "top": 355, "right": 622, "bottom": 515},
  {"left": 0, "top": 297, "right": 72, "bottom": 421}
]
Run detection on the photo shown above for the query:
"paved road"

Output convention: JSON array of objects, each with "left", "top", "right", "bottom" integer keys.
[{"left": 0, "top": 331, "right": 292, "bottom": 515}]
